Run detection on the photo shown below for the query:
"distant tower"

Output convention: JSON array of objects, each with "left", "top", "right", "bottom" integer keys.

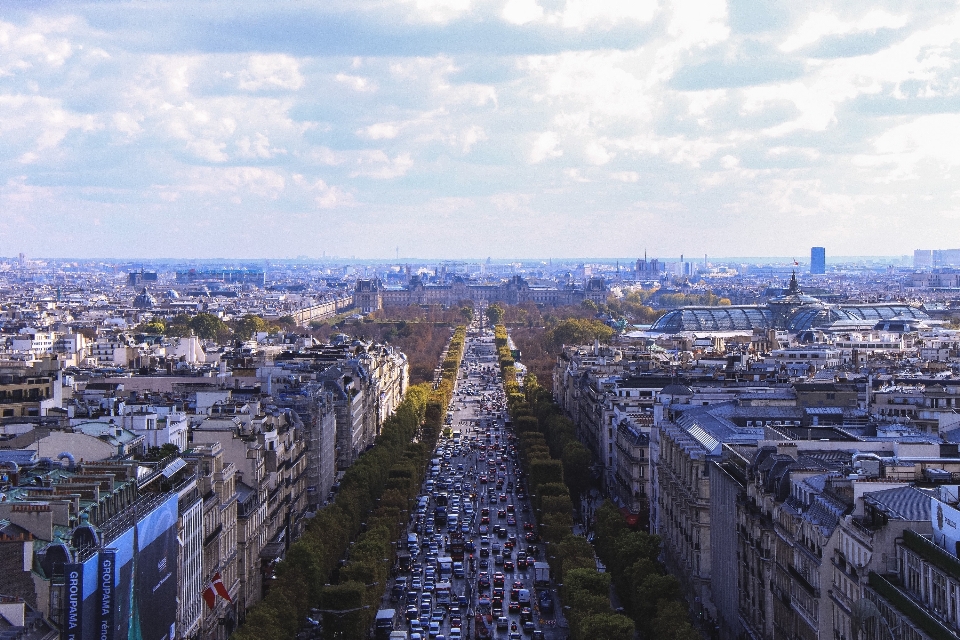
[{"left": 811, "top": 247, "right": 826, "bottom": 275}]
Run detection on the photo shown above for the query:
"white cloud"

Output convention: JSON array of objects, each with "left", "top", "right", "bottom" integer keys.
[
  {"left": 584, "top": 141, "right": 612, "bottom": 165},
  {"left": 781, "top": 10, "right": 910, "bottom": 53},
  {"left": 502, "top": 0, "right": 543, "bottom": 25},
  {"left": 0, "top": 94, "right": 100, "bottom": 162},
  {"left": 293, "top": 174, "right": 354, "bottom": 208},
  {"left": 239, "top": 54, "right": 304, "bottom": 91},
  {"left": 401, "top": 0, "right": 473, "bottom": 23},
  {"left": 349, "top": 151, "right": 414, "bottom": 179},
  {"left": 8, "top": 2, "right": 960, "bottom": 258},
  {"left": 855, "top": 114, "right": 960, "bottom": 179},
  {"left": 610, "top": 170, "right": 639, "bottom": 182},
  {"left": 556, "top": 0, "right": 659, "bottom": 29},
  {"left": 530, "top": 131, "right": 562, "bottom": 163},
  {"left": 336, "top": 72, "right": 377, "bottom": 92},
  {"left": 360, "top": 123, "right": 400, "bottom": 139}
]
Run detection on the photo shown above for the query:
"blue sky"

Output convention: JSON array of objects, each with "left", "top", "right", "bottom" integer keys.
[{"left": 2, "top": 0, "right": 960, "bottom": 259}]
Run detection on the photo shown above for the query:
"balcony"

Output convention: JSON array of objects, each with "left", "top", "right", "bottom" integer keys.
[
  {"left": 788, "top": 565, "right": 820, "bottom": 598},
  {"left": 868, "top": 572, "right": 957, "bottom": 640},
  {"left": 903, "top": 530, "right": 960, "bottom": 583}
]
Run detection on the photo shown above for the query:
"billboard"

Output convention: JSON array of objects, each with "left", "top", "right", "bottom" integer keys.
[
  {"left": 932, "top": 496, "right": 960, "bottom": 556},
  {"left": 66, "top": 493, "right": 179, "bottom": 640},
  {"left": 133, "top": 493, "right": 179, "bottom": 640},
  {"left": 111, "top": 526, "right": 136, "bottom": 640},
  {"left": 61, "top": 553, "right": 100, "bottom": 640}
]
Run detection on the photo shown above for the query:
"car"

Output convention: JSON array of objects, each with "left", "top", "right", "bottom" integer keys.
[
  {"left": 504, "top": 560, "right": 514, "bottom": 571},
  {"left": 497, "top": 616, "right": 509, "bottom": 630},
  {"left": 449, "top": 629, "right": 462, "bottom": 640},
  {"left": 497, "top": 509, "right": 507, "bottom": 519},
  {"left": 522, "top": 620, "right": 536, "bottom": 634},
  {"left": 520, "top": 607, "right": 533, "bottom": 622},
  {"left": 428, "top": 621, "right": 441, "bottom": 637},
  {"left": 509, "top": 601, "right": 521, "bottom": 613},
  {"left": 493, "top": 572, "right": 505, "bottom": 587},
  {"left": 509, "top": 632, "right": 522, "bottom": 640},
  {"left": 538, "top": 591, "right": 554, "bottom": 613},
  {"left": 500, "top": 494, "right": 508, "bottom": 502},
  {"left": 506, "top": 516, "right": 517, "bottom": 527},
  {"left": 523, "top": 522, "right": 534, "bottom": 531},
  {"left": 478, "top": 524, "right": 489, "bottom": 535}
]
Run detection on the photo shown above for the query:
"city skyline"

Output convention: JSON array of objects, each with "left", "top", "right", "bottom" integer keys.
[{"left": 4, "top": 1, "right": 960, "bottom": 259}]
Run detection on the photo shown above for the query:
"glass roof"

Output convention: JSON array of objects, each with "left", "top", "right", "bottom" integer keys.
[
  {"left": 651, "top": 302, "right": 928, "bottom": 334},
  {"left": 651, "top": 306, "right": 773, "bottom": 332}
]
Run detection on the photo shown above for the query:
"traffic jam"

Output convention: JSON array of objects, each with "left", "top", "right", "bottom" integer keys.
[{"left": 380, "top": 323, "right": 558, "bottom": 640}]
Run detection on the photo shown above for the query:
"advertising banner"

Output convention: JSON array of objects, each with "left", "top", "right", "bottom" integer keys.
[
  {"left": 99, "top": 549, "right": 116, "bottom": 640},
  {"left": 62, "top": 563, "right": 84, "bottom": 640},
  {"left": 134, "top": 493, "right": 179, "bottom": 640}
]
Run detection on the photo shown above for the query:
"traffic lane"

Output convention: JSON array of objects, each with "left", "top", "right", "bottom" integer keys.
[{"left": 405, "top": 330, "right": 553, "bottom": 639}]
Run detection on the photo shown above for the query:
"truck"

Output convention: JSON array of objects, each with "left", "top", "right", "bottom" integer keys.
[
  {"left": 435, "top": 582, "right": 453, "bottom": 606},
  {"left": 438, "top": 556, "right": 453, "bottom": 578},
  {"left": 374, "top": 609, "right": 396, "bottom": 640},
  {"left": 533, "top": 562, "right": 550, "bottom": 585}
]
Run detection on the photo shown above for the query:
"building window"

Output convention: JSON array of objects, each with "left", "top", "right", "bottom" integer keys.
[{"left": 933, "top": 572, "right": 947, "bottom": 613}]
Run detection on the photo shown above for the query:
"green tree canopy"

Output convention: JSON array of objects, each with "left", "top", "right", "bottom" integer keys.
[
  {"left": 578, "top": 613, "right": 635, "bottom": 640},
  {"left": 562, "top": 441, "right": 594, "bottom": 499},
  {"left": 134, "top": 319, "right": 166, "bottom": 335},
  {"left": 233, "top": 314, "right": 270, "bottom": 339},
  {"left": 189, "top": 313, "right": 230, "bottom": 340},
  {"left": 486, "top": 303, "right": 505, "bottom": 326},
  {"left": 546, "top": 318, "right": 614, "bottom": 349}
]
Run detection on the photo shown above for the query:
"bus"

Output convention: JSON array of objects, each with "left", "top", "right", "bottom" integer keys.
[{"left": 449, "top": 535, "right": 465, "bottom": 562}]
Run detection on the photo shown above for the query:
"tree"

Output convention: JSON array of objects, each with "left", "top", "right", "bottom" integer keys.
[
  {"left": 165, "top": 314, "right": 193, "bottom": 337},
  {"left": 486, "top": 303, "right": 505, "bottom": 326},
  {"left": 190, "top": 313, "right": 230, "bottom": 340},
  {"left": 140, "top": 443, "right": 179, "bottom": 461},
  {"left": 634, "top": 573, "right": 682, "bottom": 624},
  {"left": 135, "top": 319, "right": 166, "bottom": 335},
  {"left": 460, "top": 306, "right": 474, "bottom": 322},
  {"left": 650, "top": 600, "right": 700, "bottom": 640},
  {"left": 578, "top": 613, "right": 635, "bottom": 640},
  {"left": 546, "top": 318, "right": 614, "bottom": 349},
  {"left": 562, "top": 441, "right": 594, "bottom": 500},
  {"left": 233, "top": 314, "right": 269, "bottom": 339}
]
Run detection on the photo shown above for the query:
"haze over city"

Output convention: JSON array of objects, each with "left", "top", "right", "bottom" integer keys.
[{"left": 4, "top": 1, "right": 960, "bottom": 258}]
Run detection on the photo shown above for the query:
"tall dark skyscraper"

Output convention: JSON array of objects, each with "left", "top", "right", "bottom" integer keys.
[{"left": 811, "top": 246, "right": 826, "bottom": 274}]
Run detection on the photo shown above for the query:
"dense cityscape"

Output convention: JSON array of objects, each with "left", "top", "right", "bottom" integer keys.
[{"left": 1, "top": 249, "right": 960, "bottom": 639}]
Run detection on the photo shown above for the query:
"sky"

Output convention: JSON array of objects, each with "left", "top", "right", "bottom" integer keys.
[{"left": 2, "top": 0, "right": 960, "bottom": 260}]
